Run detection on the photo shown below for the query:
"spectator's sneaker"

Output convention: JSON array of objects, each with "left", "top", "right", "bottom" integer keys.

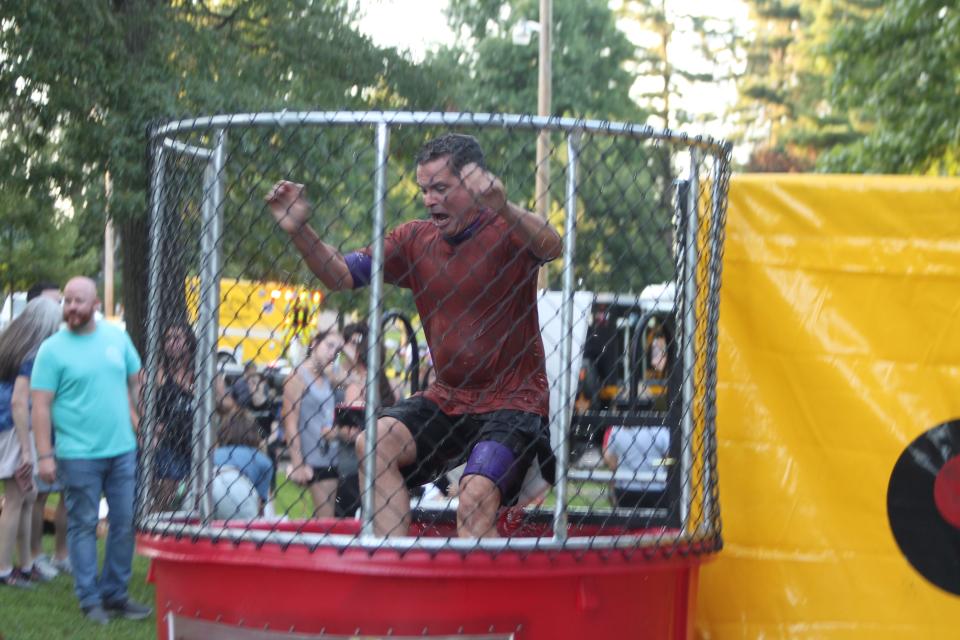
[
  {"left": 33, "top": 556, "right": 60, "bottom": 580},
  {"left": 0, "top": 571, "right": 35, "bottom": 590},
  {"left": 104, "top": 598, "right": 153, "bottom": 620},
  {"left": 22, "top": 566, "right": 54, "bottom": 583},
  {"left": 51, "top": 556, "right": 72, "bottom": 575},
  {"left": 82, "top": 604, "right": 111, "bottom": 625}
]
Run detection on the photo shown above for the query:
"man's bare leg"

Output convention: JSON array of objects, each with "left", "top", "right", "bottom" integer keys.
[
  {"left": 457, "top": 475, "right": 500, "bottom": 538},
  {"left": 356, "top": 417, "right": 416, "bottom": 537},
  {"left": 309, "top": 479, "right": 338, "bottom": 519}
]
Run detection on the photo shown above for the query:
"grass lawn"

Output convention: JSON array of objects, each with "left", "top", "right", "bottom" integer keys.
[
  {"left": 0, "top": 474, "right": 318, "bottom": 639},
  {"left": 271, "top": 472, "right": 317, "bottom": 519},
  {"left": 0, "top": 535, "right": 155, "bottom": 640},
  {"left": 0, "top": 475, "right": 317, "bottom": 640}
]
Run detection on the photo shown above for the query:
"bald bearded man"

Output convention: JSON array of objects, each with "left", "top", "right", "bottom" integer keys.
[{"left": 31, "top": 277, "right": 151, "bottom": 624}]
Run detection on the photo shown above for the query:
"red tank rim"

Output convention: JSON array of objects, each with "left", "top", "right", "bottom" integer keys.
[{"left": 137, "top": 517, "right": 720, "bottom": 579}]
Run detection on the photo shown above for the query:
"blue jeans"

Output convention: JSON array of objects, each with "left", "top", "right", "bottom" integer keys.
[
  {"left": 213, "top": 446, "right": 273, "bottom": 502},
  {"left": 153, "top": 446, "right": 190, "bottom": 481},
  {"left": 58, "top": 450, "right": 137, "bottom": 609}
]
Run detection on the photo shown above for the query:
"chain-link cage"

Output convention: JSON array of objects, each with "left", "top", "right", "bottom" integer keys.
[{"left": 137, "top": 112, "right": 729, "bottom": 564}]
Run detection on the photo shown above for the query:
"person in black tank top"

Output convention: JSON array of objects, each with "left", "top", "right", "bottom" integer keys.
[{"left": 150, "top": 324, "right": 196, "bottom": 512}]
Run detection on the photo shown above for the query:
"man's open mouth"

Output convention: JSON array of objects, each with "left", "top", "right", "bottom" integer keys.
[{"left": 431, "top": 212, "right": 450, "bottom": 224}]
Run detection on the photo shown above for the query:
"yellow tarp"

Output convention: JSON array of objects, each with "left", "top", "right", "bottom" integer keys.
[{"left": 696, "top": 174, "right": 960, "bottom": 638}]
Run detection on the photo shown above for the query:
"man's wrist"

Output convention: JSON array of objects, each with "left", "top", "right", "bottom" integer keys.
[
  {"left": 490, "top": 197, "right": 510, "bottom": 216},
  {"left": 502, "top": 200, "right": 531, "bottom": 220},
  {"left": 38, "top": 452, "right": 54, "bottom": 460},
  {"left": 287, "top": 220, "right": 311, "bottom": 238}
]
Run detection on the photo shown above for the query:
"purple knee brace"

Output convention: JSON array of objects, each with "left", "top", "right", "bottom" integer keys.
[{"left": 463, "top": 441, "right": 520, "bottom": 498}]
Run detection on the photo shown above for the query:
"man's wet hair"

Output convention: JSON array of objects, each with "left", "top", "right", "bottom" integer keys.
[{"left": 415, "top": 134, "right": 486, "bottom": 175}]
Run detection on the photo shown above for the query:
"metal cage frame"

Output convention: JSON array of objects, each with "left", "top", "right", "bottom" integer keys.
[{"left": 139, "top": 110, "right": 731, "bottom": 555}]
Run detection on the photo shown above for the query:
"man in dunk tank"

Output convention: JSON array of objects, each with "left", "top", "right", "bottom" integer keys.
[{"left": 266, "top": 134, "right": 562, "bottom": 537}]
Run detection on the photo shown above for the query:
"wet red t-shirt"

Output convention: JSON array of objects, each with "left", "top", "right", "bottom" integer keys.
[{"left": 362, "top": 212, "right": 549, "bottom": 417}]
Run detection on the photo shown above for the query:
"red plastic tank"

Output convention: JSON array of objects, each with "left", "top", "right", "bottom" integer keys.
[{"left": 139, "top": 514, "right": 713, "bottom": 639}]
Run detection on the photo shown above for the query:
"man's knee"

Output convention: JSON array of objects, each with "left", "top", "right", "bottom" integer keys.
[
  {"left": 458, "top": 474, "right": 500, "bottom": 512},
  {"left": 355, "top": 417, "right": 415, "bottom": 467}
]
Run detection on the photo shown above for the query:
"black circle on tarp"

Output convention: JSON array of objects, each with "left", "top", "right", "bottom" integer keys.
[{"left": 887, "top": 419, "right": 960, "bottom": 596}]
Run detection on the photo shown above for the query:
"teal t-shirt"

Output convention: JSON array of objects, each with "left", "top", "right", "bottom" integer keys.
[{"left": 31, "top": 322, "right": 142, "bottom": 459}]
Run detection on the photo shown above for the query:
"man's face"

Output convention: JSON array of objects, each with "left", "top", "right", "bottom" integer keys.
[
  {"left": 62, "top": 282, "right": 97, "bottom": 331},
  {"left": 416, "top": 156, "right": 478, "bottom": 237}
]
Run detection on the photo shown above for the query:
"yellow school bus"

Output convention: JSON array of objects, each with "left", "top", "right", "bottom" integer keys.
[{"left": 186, "top": 277, "right": 324, "bottom": 367}]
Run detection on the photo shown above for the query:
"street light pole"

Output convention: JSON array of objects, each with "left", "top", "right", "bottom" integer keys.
[{"left": 536, "top": 0, "right": 552, "bottom": 289}]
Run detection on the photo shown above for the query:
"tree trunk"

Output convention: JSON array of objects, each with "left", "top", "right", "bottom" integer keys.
[{"left": 120, "top": 215, "right": 150, "bottom": 356}]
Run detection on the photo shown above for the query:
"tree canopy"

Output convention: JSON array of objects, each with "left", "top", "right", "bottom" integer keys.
[
  {"left": 1, "top": 0, "right": 952, "bottom": 341},
  {"left": 0, "top": 0, "right": 446, "bottom": 346},
  {"left": 819, "top": 0, "right": 960, "bottom": 174}
]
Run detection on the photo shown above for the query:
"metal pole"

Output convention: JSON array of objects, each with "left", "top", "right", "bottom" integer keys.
[
  {"left": 139, "top": 142, "right": 165, "bottom": 522},
  {"left": 552, "top": 131, "right": 579, "bottom": 543},
  {"left": 535, "top": 0, "right": 553, "bottom": 289},
  {"left": 680, "top": 149, "right": 700, "bottom": 532},
  {"left": 361, "top": 122, "right": 389, "bottom": 538},
  {"left": 701, "top": 150, "right": 730, "bottom": 534},
  {"left": 195, "top": 129, "right": 226, "bottom": 523}
]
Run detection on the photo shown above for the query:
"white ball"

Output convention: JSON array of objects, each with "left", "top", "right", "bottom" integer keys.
[{"left": 211, "top": 466, "right": 260, "bottom": 520}]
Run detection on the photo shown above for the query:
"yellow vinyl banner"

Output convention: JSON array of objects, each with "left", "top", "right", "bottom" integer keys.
[{"left": 696, "top": 174, "right": 960, "bottom": 638}]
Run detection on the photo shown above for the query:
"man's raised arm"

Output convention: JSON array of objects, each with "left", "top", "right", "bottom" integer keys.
[{"left": 265, "top": 180, "right": 355, "bottom": 291}]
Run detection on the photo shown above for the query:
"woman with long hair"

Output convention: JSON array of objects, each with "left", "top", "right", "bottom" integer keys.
[
  {"left": 151, "top": 322, "right": 197, "bottom": 511},
  {"left": 334, "top": 322, "right": 397, "bottom": 517},
  {"left": 281, "top": 329, "right": 343, "bottom": 518},
  {"left": 0, "top": 297, "right": 62, "bottom": 587}
]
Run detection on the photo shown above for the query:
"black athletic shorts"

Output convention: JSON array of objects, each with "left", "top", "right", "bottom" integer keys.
[
  {"left": 380, "top": 395, "right": 549, "bottom": 506},
  {"left": 310, "top": 465, "right": 339, "bottom": 483}
]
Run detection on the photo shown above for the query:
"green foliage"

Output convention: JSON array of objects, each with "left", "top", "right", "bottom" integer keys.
[
  {"left": 730, "top": 0, "right": 895, "bottom": 172},
  {"left": 733, "top": 0, "right": 957, "bottom": 175},
  {"left": 0, "top": 178, "right": 98, "bottom": 295},
  {"left": 443, "top": 0, "right": 641, "bottom": 121},
  {"left": 819, "top": 0, "right": 960, "bottom": 174},
  {"left": 0, "top": 0, "right": 451, "bottom": 342},
  {"left": 571, "top": 136, "right": 678, "bottom": 292},
  {"left": 2, "top": 0, "right": 436, "bottom": 157}
]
